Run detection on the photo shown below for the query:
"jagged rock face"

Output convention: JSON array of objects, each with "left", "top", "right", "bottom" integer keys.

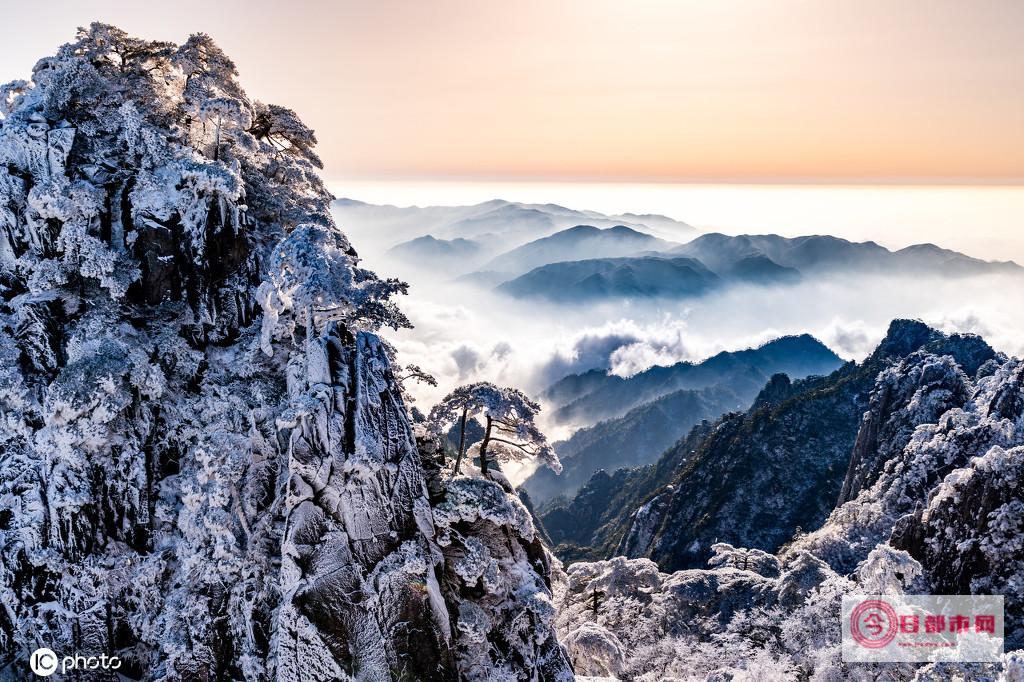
[
  {"left": 275, "top": 331, "right": 454, "bottom": 681},
  {"left": 785, "top": 351, "right": 1024, "bottom": 647},
  {"left": 892, "top": 445, "right": 1024, "bottom": 646},
  {"left": 610, "top": 364, "right": 871, "bottom": 571},
  {"left": 789, "top": 353, "right": 1016, "bottom": 573},
  {"left": 838, "top": 350, "right": 978, "bottom": 504},
  {"left": 432, "top": 476, "right": 573, "bottom": 680},
  {"left": 0, "top": 25, "right": 571, "bottom": 681},
  {"left": 551, "top": 320, "right": 1001, "bottom": 573},
  {"left": 557, "top": 323, "right": 1024, "bottom": 678},
  {"left": 838, "top": 324, "right": 997, "bottom": 508},
  {"left": 880, "top": 360, "right": 1024, "bottom": 647}
]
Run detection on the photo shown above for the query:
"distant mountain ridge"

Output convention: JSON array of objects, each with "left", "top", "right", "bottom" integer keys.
[
  {"left": 669, "top": 232, "right": 1021, "bottom": 276},
  {"left": 332, "top": 198, "right": 696, "bottom": 255},
  {"left": 521, "top": 334, "right": 844, "bottom": 505},
  {"left": 496, "top": 255, "right": 720, "bottom": 301},
  {"left": 480, "top": 224, "right": 678, "bottom": 277},
  {"left": 492, "top": 231, "right": 1021, "bottom": 301},
  {"left": 387, "top": 234, "right": 483, "bottom": 268},
  {"left": 545, "top": 333, "right": 844, "bottom": 425}
]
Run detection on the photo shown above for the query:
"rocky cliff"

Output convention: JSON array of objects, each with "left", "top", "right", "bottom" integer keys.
[
  {"left": 548, "top": 320, "right": 999, "bottom": 573},
  {"left": 0, "top": 25, "right": 571, "bottom": 681},
  {"left": 557, "top": 321, "right": 1024, "bottom": 678}
]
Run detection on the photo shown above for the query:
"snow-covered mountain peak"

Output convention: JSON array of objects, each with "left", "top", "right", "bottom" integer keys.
[{"left": 0, "top": 24, "right": 572, "bottom": 680}]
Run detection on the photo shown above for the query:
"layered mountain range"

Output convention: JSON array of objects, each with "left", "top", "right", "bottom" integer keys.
[
  {"left": 670, "top": 232, "right": 1022, "bottom": 276},
  {"left": 333, "top": 198, "right": 694, "bottom": 268},
  {"left": 336, "top": 198, "right": 1021, "bottom": 306},
  {"left": 554, "top": 319, "right": 1024, "bottom": 677},
  {"left": 493, "top": 231, "right": 1022, "bottom": 301},
  {"left": 523, "top": 335, "right": 844, "bottom": 504},
  {"left": 479, "top": 224, "right": 678, "bottom": 278}
]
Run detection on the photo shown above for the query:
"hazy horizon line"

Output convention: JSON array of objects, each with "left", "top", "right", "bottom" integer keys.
[{"left": 328, "top": 175, "right": 1024, "bottom": 189}]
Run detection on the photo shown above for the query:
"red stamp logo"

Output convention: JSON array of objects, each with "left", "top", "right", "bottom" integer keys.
[
  {"left": 843, "top": 595, "right": 1004, "bottom": 662},
  {"left": 850, "top": 599, "right": 898, "bottom": 648}
]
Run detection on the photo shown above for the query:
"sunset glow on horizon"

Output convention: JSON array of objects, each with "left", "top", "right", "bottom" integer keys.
[{"left": 1, "top": 0, "right": 1022, "bottom": 184}]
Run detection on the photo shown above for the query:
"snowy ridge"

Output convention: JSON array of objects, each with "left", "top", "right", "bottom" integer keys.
[{"left": 558, "top": 324, "right": 1024, "bottom": 678}]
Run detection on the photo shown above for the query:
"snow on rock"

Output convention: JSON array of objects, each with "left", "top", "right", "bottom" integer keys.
[
  {"left": 434, "top": 476, "right": 536, "bottom": 546},
  {"left": 0, "top": 24, "right": 570, "bottom": 681},
  {"left": 560, "top": 622, "right": 626, "bottom": 678},
  {"left": 787, "top": 352, "right": 1024, "bottom": 648},
  {"left": 431, "top": 470, "right": 574, "bottom": 680},
  {"left": 559, "top": 326, "right": 1024, "bottom": 678},
  {"left": 892, "top": 443, "right": 1024, "bottom": 646}
]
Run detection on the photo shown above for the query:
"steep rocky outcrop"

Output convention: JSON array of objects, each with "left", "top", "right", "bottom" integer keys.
[
  {"left": 433, "top": 474, "right": 572, "bottom": 679},
  {"left": 274, "top": 331, "right": 454, "bottom": 680},
  {"left": 541, "top": 467, "right": 634, "bottom": 553},
  {"left": 0, "top": 25, "right": 571, "bottom": 681},
  {"left": 788, "top": 353, "right": 1024, "bottom": 644},
  {"left": 892, "top": 443, "right": 1024, "bottom": 646},
  {"left": 838, "top": 328, "right": 998, "bottom": 504}
]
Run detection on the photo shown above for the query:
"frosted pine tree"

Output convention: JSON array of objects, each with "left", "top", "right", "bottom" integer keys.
[
  {"left": 0, "top": 24, "right": 572, "bottom": 681},
  {"left": 427, "top": 382, "right": 562, "bottom": 477}
]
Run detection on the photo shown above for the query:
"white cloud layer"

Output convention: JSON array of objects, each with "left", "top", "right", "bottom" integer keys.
[{"left": 338, "top": 202, "right": 1024, "bottom": 484}]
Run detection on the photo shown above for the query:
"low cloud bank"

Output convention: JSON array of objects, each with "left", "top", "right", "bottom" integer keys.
[
  {"left": 338, "top": 203, "right": 1024, "bottom": 486},
  {"left": 388, "top": 272, "right": 1024, "bottom": 414}
]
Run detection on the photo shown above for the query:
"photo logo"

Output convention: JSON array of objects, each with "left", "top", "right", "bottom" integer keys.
[
  {"left": 29, "top": 648, "right": 57, "bottom": 677},
  {"left": 842, "top": 595, "right": 1004, "bottom": 663},
  {"left": 28, "top": 648, "right": 122, "bottom": 677}
]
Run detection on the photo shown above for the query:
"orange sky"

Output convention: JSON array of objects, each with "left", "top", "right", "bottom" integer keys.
[{"left": 1, "top": 0, "right": 1022, "bottom": 183}]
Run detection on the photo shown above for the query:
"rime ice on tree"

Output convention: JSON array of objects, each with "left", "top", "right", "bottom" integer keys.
[{"left": 427, "top": 381, "right": 562, "bottom": 477}]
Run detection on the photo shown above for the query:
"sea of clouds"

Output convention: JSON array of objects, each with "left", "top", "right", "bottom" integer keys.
[{"left": 334, "top": 201, "right": 1024, "bottom": 471}]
